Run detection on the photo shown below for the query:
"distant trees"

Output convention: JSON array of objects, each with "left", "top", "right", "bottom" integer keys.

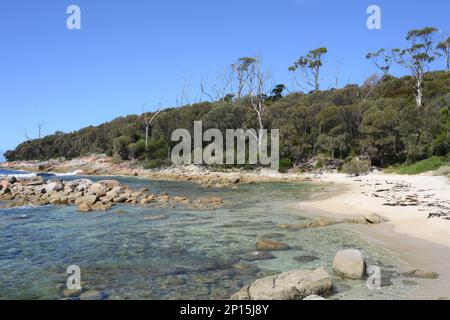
[
  {"left": 289, "top": 47, "right": 328, "bottom": 92},
  {"left": 436, "top": 35, "right": 450, "bottom": 72},
  {"left": 366, "top": 49, "right": 393, "bottom": 75},
  {"left": 393, "top": 27, "right": 438, "bottom": 107}
]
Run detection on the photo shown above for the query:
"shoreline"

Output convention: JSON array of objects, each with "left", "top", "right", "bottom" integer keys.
[
  {"left": 292, "top": 172, "right": 450, "bottom": 298},
  {"left": 2, "top": 158, "right": 450, "bottom": 298}
]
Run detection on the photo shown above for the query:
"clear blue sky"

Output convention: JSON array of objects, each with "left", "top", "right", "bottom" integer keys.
[{"left": 1, "top": 0, "right": 449, "bottom": 157}]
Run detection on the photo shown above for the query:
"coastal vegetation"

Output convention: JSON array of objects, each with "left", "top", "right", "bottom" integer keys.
[{"left": 4, "top": 27, "right": 449, "bottom": 172}]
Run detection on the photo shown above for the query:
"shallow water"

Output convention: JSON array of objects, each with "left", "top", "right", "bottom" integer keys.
[{"left": 0, "top": 176, "right": 439, "bottom": 300}]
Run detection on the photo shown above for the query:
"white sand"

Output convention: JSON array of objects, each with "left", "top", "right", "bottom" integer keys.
[{"left": 298, "top": 172, "right": 450, "bottom": 248}]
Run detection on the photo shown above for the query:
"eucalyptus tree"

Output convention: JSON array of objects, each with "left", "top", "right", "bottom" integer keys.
[
  {"left": 289, "top": 47, "right": 328, "bottom": 92},
  {"left": 366, "top": 48, "right": 393, "bottom": 74},
  {"left": 436, "top": 35, "right": 450, "bottom": 72},
  {"left": 392, "top": 27, "right": 438, "bottom": 107}
]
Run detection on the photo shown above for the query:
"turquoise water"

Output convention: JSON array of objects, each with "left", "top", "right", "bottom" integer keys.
[{"left": 0, "top": 176, "right": 437, "bottom": 300}]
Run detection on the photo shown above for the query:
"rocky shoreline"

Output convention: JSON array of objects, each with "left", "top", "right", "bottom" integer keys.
[
  {"left": 0, "top": 175, "right": 224, "bottom": 212},
  {"left": 0, "top": 155, "right": 312, "bottom": 188},
  {"left": 231, "top": 248, "right": 440, "bottom": 300}
]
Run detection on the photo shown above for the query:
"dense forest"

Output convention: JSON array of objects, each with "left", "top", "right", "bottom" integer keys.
[{"left": 4, "top": 27, "right": 450, "bottom": 171}]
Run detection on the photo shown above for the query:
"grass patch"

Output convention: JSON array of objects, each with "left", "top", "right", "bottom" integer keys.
[{"left": 395, "top": 157, "right": 447, "bottom": 175}]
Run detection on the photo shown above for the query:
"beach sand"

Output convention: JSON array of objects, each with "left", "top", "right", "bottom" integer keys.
[{"left": 294, "top": 172, "right": 450, "bottom": 298}]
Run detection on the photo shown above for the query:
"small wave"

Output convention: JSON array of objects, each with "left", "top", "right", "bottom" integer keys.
[
  {"left": 0, "top": 170, "right": 36, "bottom": 179},
  {"left": 52, "top": 170, "right": 82, "bottom": 177}
]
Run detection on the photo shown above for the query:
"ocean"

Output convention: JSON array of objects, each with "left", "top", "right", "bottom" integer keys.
[{"left": 0, "top": 173, "right": 438, "bottom": 300}]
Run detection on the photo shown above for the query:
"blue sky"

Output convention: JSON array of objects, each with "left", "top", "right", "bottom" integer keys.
[{"left": 0, "top": 0, "right": 449, "bottom": 157}]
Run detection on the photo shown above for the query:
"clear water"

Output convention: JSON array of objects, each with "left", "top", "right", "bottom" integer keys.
[{"left": 0, "top": 175, "right": 438, "bottom": 300}]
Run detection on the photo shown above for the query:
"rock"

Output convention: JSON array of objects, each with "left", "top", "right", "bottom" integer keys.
[
  {"left": 309, "top": 217, "right": 339, "bottom": 228},
  {"left": 49, "top": 196, "right": 62, "bottom": 205},
  {"left": 256, "top": 239, "right": 290, "bottom": 251},
  {"left": 75, "top": 195, "right": 98, "bottom": 206},
  {"left": 231, "top": 267, "right": 332, "bottom": 300},
  {"left": 45, "top": 182, "right": 64, "bottom": 194},
  {"left": 303, "top": 295, "right": 326, "bottom": 300},
  {"left": 80, "top": 290, "right": 108, "bottom": 300},
  {"left": 97, "top": 179, "right": 120, "bottom": 188},
  {"left": 241, "top": 251, "right": 276, "bottom": 261},
  {"left": 26, "top": 177, "right": 45, "bottom": 186},
  {"left": 401, "top": 269, "right": 439, "bottom": 279},
  {"left": 78, "top": 203, "right": 92, "bottom": 213},
  {"left": 90, "top": 183, "right": 108, "bottom": 195},
  {"left": 62, "top": 289, "right": 82, "bottom": 298},
  {"left": 402, "top": 280, "right": 418, "bottom": 286},
  {"left": 1, "top": 180, "right": 10, "bottom": 190},
  {"left": 113, "top": 196, "right": 127, "bottom": 204},
  {"left": 293, "top": 255, "right": 320, "bottom": 263},
  {"left": 363, "top": 214, "right": 390, "bottom": 224},
  {"left": 332, "top": 249, "right": 366, "bottom": 280},
  {"left": 7, "top": 176, "right": 18, "bottom": 184}
]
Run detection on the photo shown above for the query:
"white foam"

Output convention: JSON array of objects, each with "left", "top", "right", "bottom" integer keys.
[{"left": 52, "top": 170, "right": 82, "bottom": 177}]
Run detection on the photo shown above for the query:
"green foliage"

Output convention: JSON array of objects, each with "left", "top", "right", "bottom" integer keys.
[
  {"left": 396, "top": 156, "right": 447, "bottom": 175},
  {"left": 278, "top": 157, "right": 293, "bottom": 173},
  {"left": 4, "top": 71, "right": 450, "bottom": 171},
  {"left": 341, "top": 158, "right": 371, "bottom": 176}
]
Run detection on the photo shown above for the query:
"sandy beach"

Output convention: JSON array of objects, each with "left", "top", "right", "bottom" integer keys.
[
  {"left": 295, "top": 172, "right": 450, "bottom": 298},
  {"left": 299, "top": 172, "right": 450, "bottom": 247}
]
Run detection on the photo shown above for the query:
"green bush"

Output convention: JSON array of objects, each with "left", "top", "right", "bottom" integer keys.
[
  {"left": 396, "top": 157, "right": 447, "bottom": 175},
  {"left": 342, "top": 158, "right": 371, "bottom": 176},
  {"left": 279, "top": 157, "right": 293, "bottom": 173}
]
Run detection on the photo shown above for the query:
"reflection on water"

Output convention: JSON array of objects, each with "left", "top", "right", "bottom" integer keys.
[{"left": 0, "top": 176, "right": 437, "bottom": 300}]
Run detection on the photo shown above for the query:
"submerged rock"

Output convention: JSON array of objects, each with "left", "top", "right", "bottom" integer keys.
[
  {"left": 332, "top": 249, "right": 366, "bottom": 280},
  {"left": 231, "top": 267, "right": 332, "bottom": 300},
  {"left": 293, "top": 255, "right": 320, "bottom": 263},
  {"left": 401, "top": 269, "right": 439, "bottom": 279},
  {"left": 241, "top": 251, "right": 276, "bottom": 261},
  {"left": 256, "top": 239, "right": 290, "bottom": 251}
]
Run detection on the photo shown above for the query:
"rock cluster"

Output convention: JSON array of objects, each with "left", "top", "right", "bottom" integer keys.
[
  {"left": 231, "top": 267, "right": 333, "bottom": 300},
  {"left": 0, "top": 177, "right": 224, "bottom": 212}
]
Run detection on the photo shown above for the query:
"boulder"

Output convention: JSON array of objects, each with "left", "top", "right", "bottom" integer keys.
[
  {"left": 78, "top": 203, "right": 92, "bottom": 213},
  {"left": 96, "top": 180, "right": 120, "bottom": 189},
  {"left": 45, "top": 182, "right": 64, "bottom": 194},
  {"left": 7, "top": 176, "right": 18, "bottom": 184},
  {"left": 332, "top": 249, "right": 366, "bottom": 280},
  {"left": 256, "top": 239, "right": 290, "bottom": 251},
  {"left": 75, "top": 195, "right": 98, "bottom": 206},
  {"left": 79, "top": 290, "right": 108, "bottom": 300},
  {"left": 0, "top": 180, "right": 11, "bottom": 191},
  {"left": 113, "top": 196, "right": 127, "bottom": 204},
  {"left": 231, "top": 267, "right": 332, "bottom": 300},
  {"left": 26, "top": 177, "right": 45, "bottom": 186},
  {"left": 363, "top": 214, "right": 390, "bottom": 224},
  {"left": 62, "top": 289, "right": 82, "bottom": 298},
  {"left": 241, "top": 251, "right": 276, "bottom": 261}
]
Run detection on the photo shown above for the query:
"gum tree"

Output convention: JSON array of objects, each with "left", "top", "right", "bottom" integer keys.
[
  {"left": 436, "top": 35, "right": 450, "bottom": 72},
  {"left": 393, "top": 27, "right": 437, "bottom": 107},
  {"left": 366, "top": 48, "right": 393, "bottom": 75},
  {"left": 289, "top": 47, "right": 328, "bottom": 92}
]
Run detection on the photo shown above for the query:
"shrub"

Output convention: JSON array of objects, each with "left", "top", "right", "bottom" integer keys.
[
  {"left": 342, "top": 158, "right": 371, "bottom": 176},
  {"left": 279, "top": 157, "right": 293, "bottom": 173},
  {"left": 396, "top": 157, "right": 447, "bottom": 175}
]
